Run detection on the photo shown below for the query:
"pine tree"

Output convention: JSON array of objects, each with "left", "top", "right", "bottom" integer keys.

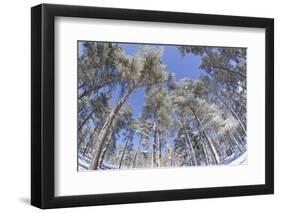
[
  {"left": 142, "top": 87, "right": 172, "bottom": 167},
  {"left": 89, "top": 46, "right": 168, "bottom": 170}
]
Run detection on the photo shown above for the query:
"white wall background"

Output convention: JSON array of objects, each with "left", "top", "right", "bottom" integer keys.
[{"left": 0, "top": 0, "right": 279, "bottom": 212}]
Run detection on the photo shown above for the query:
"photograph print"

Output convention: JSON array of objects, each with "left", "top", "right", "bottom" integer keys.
[{"left": 77, "top": 41, "right": 247, "bottom": 171}]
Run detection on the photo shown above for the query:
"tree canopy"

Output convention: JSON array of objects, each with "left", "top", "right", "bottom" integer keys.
[{"left": 78, "top": 42, "right": 247, "bottom": 171}]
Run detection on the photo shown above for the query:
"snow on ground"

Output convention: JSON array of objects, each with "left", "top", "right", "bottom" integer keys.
[
  {"left": 78, "top": 154, "right": 91, "bottom": 170},
  {"left": 227, "top": 151, "right": 247, "bottom": 165},
  {"left": 100, "top": 162, "right": 119, "bottom": 170},
  {"left": 78, "top": 150, "right": 248, "bottom": 171},
  {"left": 78, "top": 154, "right": 119, "bottom": 170}
]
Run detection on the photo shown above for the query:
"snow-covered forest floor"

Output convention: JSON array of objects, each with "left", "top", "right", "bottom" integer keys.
[
  {"left": 227, "top": 151, "right": 247, "bottom": 165},
  {"left": 78, "top": 151, "right": 247, "bottom": 171}
]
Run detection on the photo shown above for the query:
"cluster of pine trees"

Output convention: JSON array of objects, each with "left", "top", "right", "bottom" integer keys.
[{"left": 78, "top": 42, "right": 247, "bottom": 170}]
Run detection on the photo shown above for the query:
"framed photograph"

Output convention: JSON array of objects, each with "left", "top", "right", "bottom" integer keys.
[{"left": 31, "top": 4, "right": 274, "bottom": 209}]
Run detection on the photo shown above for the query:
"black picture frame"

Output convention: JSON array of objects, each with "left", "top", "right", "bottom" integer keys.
[{"left": 31, "top": 3, "right": 274, "bottom": 209}]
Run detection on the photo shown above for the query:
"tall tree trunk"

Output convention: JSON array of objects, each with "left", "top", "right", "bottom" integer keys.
[
  {"left": 233, "top": 90, "right": 247, "bottom": 102},
  {"left": 225, "top": 80, "right": 247, "bottom": 90},
  {"left": 166, "top": 133, "right": 174, "bottom": 167},
  {"left": 132, "top": 136, "right": 142, "bottom": 168},
  {"left": 213, "top": 91, "right": 247, "bottom": 135},
  {"left": 181, "top": 135, "right": 190, "bottom": 165},
  {"left": 226, "top": 136, "right": 235, "bottom": 153},
  {"left": 220, "top": 90, "right": 246, "bottom": 114},
  {"left": 230, "top": 97, "right": 246, "bottom": 113},
  {"left": 202, "top": 140, "right": 210, "bottom": 165},
  {"left": 119, "top": 133, "right": 131, "bottom": 169},
  {"left": 170, "top": 140, "right": 173, "bottom": 167},
  {"left": 89, "top": 87, "right": 135, "bottom": 170},
  {"left": 82, "top": 126, "right": 98, "bottom": 156},
  {"left": 211, "top": 65, "right": 247, "bottom": 79},
  {"left": 78, "top": 78, "right": 114, "bottom": 100},
  {"left": 78, "top": 110, "right": 95, "bottom": 131},
  {"left": 153, "top": 121, "right": 158, "bottom": 167},
  {"left": 165, "top": 132, "right": 173, "bottom": 167},
  {"left": 158, "top": 128, "right": 161, "bottom": 167},
  {"left": 191, "top": 108, "right": 221, "bottom": 165},
  {"left": 234, "top": 132, "right": 245, "bottom": 146},
  {"left": 83, "top": 136, "right": 92, "bottom": 157},
  {"left": 228, "top": 132, "right": 242, "bottom": 152},
  {"left": 99, "top": 130, "right": 115, "bottom": 166},
  {"left": 83, "top": 141, "right": 91, "bottom": 157},
  {"left": 181, "top": 120, "right": 198, "bottom": 166}
]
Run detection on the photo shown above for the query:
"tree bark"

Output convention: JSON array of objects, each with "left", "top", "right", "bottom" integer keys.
[
  {"left": 232, "top": 90, "right": 247, "bottom": 102},
  {"left": 211, "top": 65, "right": 246, "bottom": 79},
  {"left": 152, "top": 121, "right": 158, "bottom": 167},
  {"left": 202, "top": 140, "right": 210, "bottom": 165},
  {"left": 230, "top": 97, "right": 246, "bottom": 113},
  {"left": 169, "top": 140, "right": 173, "bottom": 167},
  {"left": 191, "top": 108, "right": 221, "bottom": 165},
  {"left": 132, "top": 136, "right": 142, "bottom": 168},
  {"left": 78, "top": 79, "right": 114, "bottom": 100},
  {"left": 82, "top": 132, "right": 95, "bottom": 157},
  {"left": 158, "top": 128, "right": 161, "bottom": 167},
  {"left": 181, "top": 120, "right": 198, "bottom": 166},
  {"left": 99, "top": 130, "right": 115, "bottom": 166},
  {"left": 220, "top": 90, "right": 246, "bottom": 113},
  {"left": 213, "top": 91, "right": 247, "bottom": 135},
  {"left": 89, "top": 87, "right": 135, "bottom": 170},
  {"left": 80, "top": 126, "right": 98, "bottom": 157},
  {"left": 78, "top": 110, "right": 95, "bottom": 131},
  {"left": 228, "top": 132, "right": 242, "bottom": 152},
  {"left": 165, "top": 132, "right": 173, "bottom": 167},
  {"left": 118, "top": 132, "right": 131, "bottom": 169},
  {"left": 234, "top": 132, "right": 245, "bottom": 146},
  {"left": 225, "top": 80, "right": 247, "bottom": 90}
]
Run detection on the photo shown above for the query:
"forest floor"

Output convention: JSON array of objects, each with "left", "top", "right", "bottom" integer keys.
[
  {"left": 227, "top": 151, "right": 247, "bottom": 165},
  {"left": 78, "top": 150, "right": 248, "bottom": 171}
]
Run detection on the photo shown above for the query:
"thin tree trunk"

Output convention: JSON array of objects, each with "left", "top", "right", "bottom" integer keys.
[
  {"left": 99, "top": 130, "right": 115, "bottom": 166},
  {"left": 233, "top": 90, "right": 247, "bottom": 102},
  {"left": 220, "top": 90, "right": 247, "bottom": 113},
  {"left": 83, "top": 135, "right": 93, "bottom": 157},
  {"left": 181, "top": 135, "right": 190, "bottom": 165},
  {"left": 181, "top": 120, "right": 197, "bottom": 166},
  {"left": 191, "top": 108, "right": 221, "bottom": 165},
  {"left": 165, "top": 132, "right": 173, "bottom": 167},
  {"left": 89, "top": 87, "right": 135, "bottom": 170},
  {"left": 119, "top": 133, "right": 131, "bottom": 169},
  {"left": 170, "top": 140, "right": 173, "bottom": 167},
  {"left": 78, "top": 79, "right": 114, "bottom": 100},
  {"left": 211, "top": 65, "right": 247, "bottom": 79},
  {"left": 228, "top": 132, "right": 242, "bottom": 152},
  {"left": 78, "top": 110, "right": 95, "bottom": 131},
  {"left": 226, "top": 136, "right": 235, "bottom": 153},
  {"left": 78, "top": 136, "right": 84, "bottom": 149},
  {"left": 202, "top": 140, "right": 210, "bottom": 165},
  {"left": 213, "top": 91, "right": 247, "bottom": 135},
  {"left": 153, "top": 121, "right": 158, "bottom": 167},
  {"left": 81, "top": 126, "right": 98, "bottom": 156},
  {"left": 230, "top": 97, "right": 246, "bottom": 113},
  {"left": 132, "top": 136, "right": 142, "bottom": 168},
  {"left": 225, "top": 80, "right": 247, "bottom": 90},
  {"left": 221, "top": 137, "right": 228, "bottom": 159},
  {"left": 158, "top": 128, "right": 161, "bottom": 167},
  {"left": 83, "top": 141, "right": 91, "bottom": 157},
  {"left": 78, "top": 83, "right": 85, "bottom": 90},
  {"left": 234, "top": 132, "right": 245, "bottom": 146}
]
